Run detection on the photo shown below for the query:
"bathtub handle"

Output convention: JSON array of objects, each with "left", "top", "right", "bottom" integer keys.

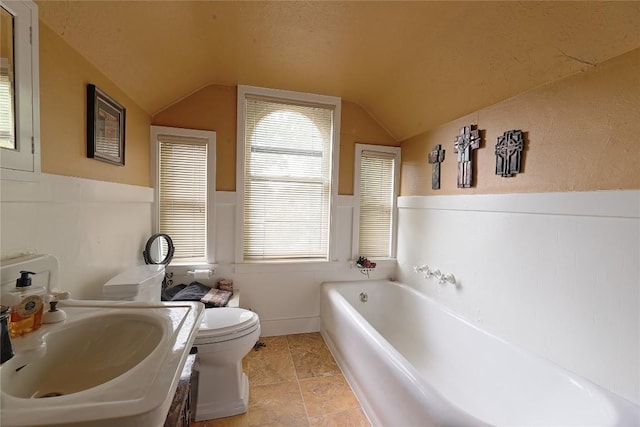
[
  {"left": 413, "top": 265, "right": 429, "bottom": 274},
  {"left": 439, "top": 273, "right": 456, "bottom": 285},
  {"left": 414, "top": 265, "right": 436, "bottom": 279}
]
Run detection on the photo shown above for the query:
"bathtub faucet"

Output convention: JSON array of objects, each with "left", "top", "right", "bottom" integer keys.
[
  {"left": 413, "top": 265, "right": 432, "bottom": 278},
  {"left": 413, "top": 265, "right": 456, "bottom": 286},
  {"left": 430, "top": 269, "right": 456, "bottom": 285}
]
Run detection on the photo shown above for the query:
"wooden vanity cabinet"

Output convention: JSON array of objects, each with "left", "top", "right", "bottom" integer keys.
[{"left": 164, "top": 352, "right": 198, "bottom": 426}]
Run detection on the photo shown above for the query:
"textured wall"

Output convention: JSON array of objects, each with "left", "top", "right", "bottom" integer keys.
[
  {"left": 39, "top": 22, "right": 152, "bottom": 187},
  {"left": 152, "top": 86, "right": 397, "bottom": 194},
  {"left": 401, "top": 48, "right": 640, "bottom": 195}
]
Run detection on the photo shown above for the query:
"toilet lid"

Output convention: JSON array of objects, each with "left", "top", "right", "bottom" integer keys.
[{"left": 196, "top": 308, "right": 259, "bottom": 341}]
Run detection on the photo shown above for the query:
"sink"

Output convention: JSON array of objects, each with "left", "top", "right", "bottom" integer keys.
[
  {"left": 4, "top": 313, "right": 164, "bottom": 399},
  {"left": 0, "top": 300, "right": 204, "bottom": 427}
]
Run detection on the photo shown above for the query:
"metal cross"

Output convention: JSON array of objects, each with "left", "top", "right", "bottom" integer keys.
[
  {"left": 495, "top": 129, "right": 524, "bottom": 177},
  {"left": 453, "top": 125, "right": 481, "bottom": 188},
  {"left": 427, "top": 144, "right": 445, "bottom": 190}
]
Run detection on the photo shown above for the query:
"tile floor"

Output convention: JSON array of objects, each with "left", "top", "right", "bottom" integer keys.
[{"left": 190, "top": 332, "right": 371, "bottom": 427}]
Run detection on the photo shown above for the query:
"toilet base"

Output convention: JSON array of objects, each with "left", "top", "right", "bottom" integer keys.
[{"left": 194, "top": 372, "right": 249, "bottom": 421}]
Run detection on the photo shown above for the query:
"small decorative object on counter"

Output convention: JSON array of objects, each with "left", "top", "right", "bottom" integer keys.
[
  {"left": 5, "top": 271, "right": 46, "bottom": 338},
  {"left": 217, "top": 279, "right": 234, "bottom": 293},
  {"left": 356, "top": 256, "right": 377, "bottom": 269},
  {"left": 356, "top": 256, "right": 376, "bottom": 278},
  {"left": 43, "top": 300, "right": 67, "bottom": 324}
]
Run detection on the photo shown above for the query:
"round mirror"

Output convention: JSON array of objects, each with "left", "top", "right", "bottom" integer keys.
[{"left": 143, "top": 234, "right": 175, "bottom": 265}]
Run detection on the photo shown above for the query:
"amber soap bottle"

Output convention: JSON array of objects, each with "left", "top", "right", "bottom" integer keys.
[{"left": 8, "top": 271, "right": 45, "bottom": 338}]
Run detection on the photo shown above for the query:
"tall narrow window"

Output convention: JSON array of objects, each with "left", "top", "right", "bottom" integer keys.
[
  {"left": 0, "top": 58, "right": 15, "bottom": 149},
  {"left": 152, "top": 126, "right": 216, "bottom": 264},
  {"left": 237, "top": 86, "right": 340, "bottom": 262},
  {"left": 0, "top": 1, "right": 39, "bottom": 176},
  {"left": 354, "top": 144, "right": 401, "bottom": 259}
]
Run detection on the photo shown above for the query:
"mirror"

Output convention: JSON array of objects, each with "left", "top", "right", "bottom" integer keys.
[
  {"left": 143, "top": 234, "right": 175, "bottom": 265},
  {"left": 0, "top": 6, "right": 16, "bottom": 150}
]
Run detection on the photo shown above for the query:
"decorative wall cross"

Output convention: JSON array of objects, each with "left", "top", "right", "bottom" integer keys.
[
  {"left": 427, "top": 144, "right": 445, "bottom": 190},
  {"left": 453, "top": 124, "right": 481, "bottom": 188},
  {"left": 495, "top": 129, "right": 524, "bottom": 177}
]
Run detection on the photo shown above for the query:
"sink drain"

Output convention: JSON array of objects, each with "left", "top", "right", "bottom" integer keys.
[{"left": 37, "top": 392, "right": 64, "bottom": 398}]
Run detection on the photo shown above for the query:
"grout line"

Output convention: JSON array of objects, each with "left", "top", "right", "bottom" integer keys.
[{"left": 286, "top": 334, "right": 312, "bottom": 424}]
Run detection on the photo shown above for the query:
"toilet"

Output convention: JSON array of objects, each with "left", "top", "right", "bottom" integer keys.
[{"left": 102, "top": 265, "right": 261, "bottom": 421}]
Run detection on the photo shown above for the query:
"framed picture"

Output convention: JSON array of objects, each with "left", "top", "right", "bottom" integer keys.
[{"left": 87, "top": 84, "right": 126, "bottom": 166}]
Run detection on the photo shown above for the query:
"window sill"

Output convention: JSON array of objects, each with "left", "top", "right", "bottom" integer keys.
[
  {"left": 232, "top": 260, "right": 342, "bottom": 274},
  {"left": 232, "top": 258, "right": 397, "bottom": 274}
]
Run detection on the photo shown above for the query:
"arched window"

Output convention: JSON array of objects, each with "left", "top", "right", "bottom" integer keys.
[{"left": 238, "top": 86, "right": 340, "bottom": 262}]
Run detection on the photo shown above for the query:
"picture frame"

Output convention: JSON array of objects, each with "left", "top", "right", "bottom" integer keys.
[{"left": 87, "top": 84, "right": 126, "bottom": 166}]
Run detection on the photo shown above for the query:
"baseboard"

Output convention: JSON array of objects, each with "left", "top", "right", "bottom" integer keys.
[{"left": 259, "top": 316, "right": 320, "bottom": 337}]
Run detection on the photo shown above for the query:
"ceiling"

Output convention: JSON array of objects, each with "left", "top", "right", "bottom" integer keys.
[{"left": 38, "top": 1, "right": 640, "bottom": 141}]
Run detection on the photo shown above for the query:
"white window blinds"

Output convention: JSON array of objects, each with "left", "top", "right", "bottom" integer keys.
[
  {"left": 358, "top": 150, "right": 397, "bottom": 258},
  {"left": 159, "top": 136, "right": 208, "bottom": 262},
  {"left": 0, "top": 60, "right": 15, "bottom": 149},
  {"left": 243, "top": 97, "right": 335, "bottom": 261}
]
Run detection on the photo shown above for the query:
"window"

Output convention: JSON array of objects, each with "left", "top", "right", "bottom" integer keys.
[
  {"left": 0, "top": 57, "right": 15, "bottom": 149},
  {"left": 151, "top": 126, "right": 216, "bottom": 264},
  {"left": 0, "top": 0, "right": 40, "bottom": 178},
  {"left": 236, "top": 86, "right": 340, "bottom": 262},
  {"left": 353, "top": 144, "right": 401, "bottom": 259}
]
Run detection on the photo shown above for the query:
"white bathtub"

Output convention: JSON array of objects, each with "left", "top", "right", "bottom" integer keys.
[{"left": 320, "top": 280, "right": 639, "bottom": 427}]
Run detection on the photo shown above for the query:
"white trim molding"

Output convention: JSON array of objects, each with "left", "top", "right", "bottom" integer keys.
[{"left": 399, "top": 190, "right": 640, "bottom": 219}]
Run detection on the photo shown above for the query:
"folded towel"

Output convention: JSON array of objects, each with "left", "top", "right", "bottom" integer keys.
[
  {"left": 201, "top": 288, "right": 233, "bottom": 307},
  {"left": 161, "top": 283, "right": 186, "bottom": 301},
  {"left": 170, "top": 282, "right": 211, "bottom": 301}
]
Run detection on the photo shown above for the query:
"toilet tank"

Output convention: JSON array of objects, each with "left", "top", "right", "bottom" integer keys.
[{"left": 103, "top": 265, "right": 165, "bottom": 302}]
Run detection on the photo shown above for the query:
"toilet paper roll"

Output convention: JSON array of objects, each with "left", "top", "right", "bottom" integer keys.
[{"left": 190, "top": 269, "right": 212, "bottom": 280}]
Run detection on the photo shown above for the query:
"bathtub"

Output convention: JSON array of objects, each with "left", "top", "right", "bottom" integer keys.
[{"left": 320, "top": 280, "right": 639, "bottom": 427}]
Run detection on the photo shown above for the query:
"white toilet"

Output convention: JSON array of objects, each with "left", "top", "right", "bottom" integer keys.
[{"left": 103, "top": 265, "right": 261, "bottom": 421}]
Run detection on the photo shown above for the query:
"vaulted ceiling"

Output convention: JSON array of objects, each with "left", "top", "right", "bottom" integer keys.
[{"left": 38, "top": 1, "right": 640, "bottom": 141}]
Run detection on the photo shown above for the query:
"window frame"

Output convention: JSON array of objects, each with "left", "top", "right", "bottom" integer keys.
[
  {"left": 150, "top": 125, "right": 216, "bottom": 265},
  {"left": 235, "top": 85, "right": 341, "bottom": 264},
  {"left": 0, "top": 0, "right": 40, "bottom": 180},
  {"left": 352, "top": 143, "right": 401, "bottom": 260}
]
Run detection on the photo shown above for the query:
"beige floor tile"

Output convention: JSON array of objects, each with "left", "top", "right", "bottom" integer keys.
[
  {"left": 244, "top": 352, "right": 297, "bottom": 385},
  {"left": 202, "top": 412, "right": 249, "bottom": 427},
  {"left": 308, "top": 408, "right": 371, "bottom": 427},
  {"left": 299, "top": 374, "right": 360, "bottom": 418},
  {"left": 287, "top": 332, "right": 327, "bottom": 354},
  {"left": 248, "top": 381, "right": 308, "bottom": 426},
  {"left": 194, "top": 334, "right": 367, "bottom": 427},
  {"left": 244, "top": 336, "right": 290, "bottom": 360},
  {"left": 291, "top": 347, "right": 341, "bottom": 379}
]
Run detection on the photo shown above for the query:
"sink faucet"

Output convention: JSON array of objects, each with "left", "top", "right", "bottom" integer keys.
[{"left": 1, "top": 306, "right": 14, "bottom": 364}]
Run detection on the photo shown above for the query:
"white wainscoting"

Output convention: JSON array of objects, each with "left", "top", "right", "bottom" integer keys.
[
  {"left": 168, "top": 192, "right": 395, "bottom": 337},
  {"left": 1, "top": 174, "right": 153, "bottom": 299},
  {"left": 396, "top": 190, "right": 640, "bottom": 405}
]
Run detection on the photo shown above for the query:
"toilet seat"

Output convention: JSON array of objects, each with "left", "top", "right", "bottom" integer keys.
[{"left": 195, "top": 308, "right": 259, "bottom": 345}]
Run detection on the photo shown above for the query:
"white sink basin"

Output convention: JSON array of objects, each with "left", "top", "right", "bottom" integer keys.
[{"left": 0, "top": 300, "right": 204, "bottom": 427}]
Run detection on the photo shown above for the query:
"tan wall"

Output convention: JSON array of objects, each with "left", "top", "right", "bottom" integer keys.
[
  {"left": 39, "top": 22, "right": 151, "bottom": 187},
  {"left": 401, "top": 48, "right": 640, "bottom": 196},
  {"left": 152, "top": 85, "right": 397, "bottom": 194}
]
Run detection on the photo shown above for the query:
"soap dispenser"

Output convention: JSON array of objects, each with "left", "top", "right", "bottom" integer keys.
[{"left": 7, "top": 271, "right": 46, "bottom": 338}]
